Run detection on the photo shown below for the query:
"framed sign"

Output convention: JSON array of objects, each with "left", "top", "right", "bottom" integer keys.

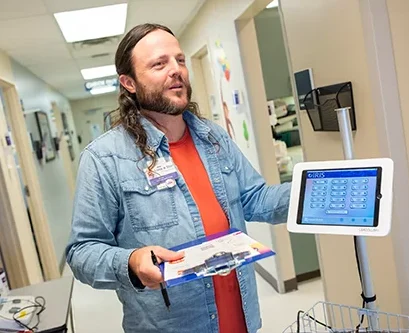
[{"left": 35, "top": 111, "right": 55, "bottom": 162}]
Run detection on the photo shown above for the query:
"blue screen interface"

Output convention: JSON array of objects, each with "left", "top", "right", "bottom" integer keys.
[{"left": 301, "top": 168, "right": 379, "bottom": 227}]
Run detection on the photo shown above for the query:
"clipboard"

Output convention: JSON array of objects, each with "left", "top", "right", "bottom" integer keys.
[{"left": 161, "top": 228, "right": 275, "bottom": 287}]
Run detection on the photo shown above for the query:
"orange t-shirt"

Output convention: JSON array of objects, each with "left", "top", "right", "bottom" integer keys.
[{"left": 169, "top": 128, "right": 247, "bottom": 333}]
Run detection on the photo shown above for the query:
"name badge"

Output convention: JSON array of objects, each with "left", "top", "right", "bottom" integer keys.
[{"left": 144, "top": 157, "right": 178, "bottom": 190}]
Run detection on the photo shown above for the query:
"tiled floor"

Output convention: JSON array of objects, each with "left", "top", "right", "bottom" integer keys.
[
  {"left": 68, "top": 277, "right": 123, "bottom": 333},
  {"left": 65, "top": 265, "right": 324, "bottom": 333},
  {"left": 256, "top": 275, "right": 324, "bottom": 332}
]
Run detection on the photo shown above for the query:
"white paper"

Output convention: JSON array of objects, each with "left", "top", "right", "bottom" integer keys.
[{"left": 164, "top": 230, "right": 272, "bottom": 282}]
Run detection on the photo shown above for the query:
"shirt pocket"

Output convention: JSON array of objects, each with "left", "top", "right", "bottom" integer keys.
[{"left": 120, "top": 179, "right": 179, "bottom": 232}]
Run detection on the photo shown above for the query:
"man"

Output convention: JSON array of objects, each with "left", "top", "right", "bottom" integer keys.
[{"left": 66, "top": 23, "right": 291, "bottom": 333}]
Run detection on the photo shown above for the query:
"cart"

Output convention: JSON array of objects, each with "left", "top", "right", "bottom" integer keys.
[
  {"left": 282, "top": 101, "right": 409, "bottom": 332},
  {"left": 283, "top": 301, "right": 409, "bottom": 332}
]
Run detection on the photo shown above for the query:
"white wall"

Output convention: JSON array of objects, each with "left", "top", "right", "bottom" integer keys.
[
  {"left": 382, "top": 0, "right": 409, "bottom": 314},
  {"left": 280, "top": 0, "right": 401, "bottom": 315},
  {"left": 11, "top": 59, "right": 81, "bottom": 268},
  {"left": 70, "top": 93, "right": 118, "bottom": 152},
  {"left": 0, "top": 50, "right": 14, "bottom": 84},
  {"left": 389, "top": 0, "right": 409, "bottom": 177}
]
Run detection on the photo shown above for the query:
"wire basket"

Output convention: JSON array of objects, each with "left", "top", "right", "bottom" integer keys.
[
  {"left": 303, "top": 81, "right": 357, "bottom": 132},
  {"left": 283, "top": 301, "right": 409, "bottom": 333}
]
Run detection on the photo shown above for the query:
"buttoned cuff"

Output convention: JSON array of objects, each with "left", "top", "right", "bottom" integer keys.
[{"left": 113, "top": 248, "right": 145, "bottom": 290}]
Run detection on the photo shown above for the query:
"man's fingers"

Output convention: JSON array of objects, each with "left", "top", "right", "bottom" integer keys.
[
  {"left": 139, "top": 262, "right": 163, "bottom": 283},
  {"left": 154, "top": 247, "right": 184, "bottom": 262},
  {"left": 144, "top": 283, "right": 161, "bottom": 290},
  {"left": 140, "top": 268, "right": 163, "bottom": 290}
]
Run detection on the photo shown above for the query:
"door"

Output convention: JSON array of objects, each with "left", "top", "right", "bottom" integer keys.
[
  {"left": 191, "top": 46, "right": 221, "bottom": 124},
  {"left": 200, "top": 51, "right": 216, "bottom": 121},
  {"left": 1, "top": 82, "right": 59, "bottom": 282},
  {"left": 0, "top": 91, "right": 43, "bottom": 288}
]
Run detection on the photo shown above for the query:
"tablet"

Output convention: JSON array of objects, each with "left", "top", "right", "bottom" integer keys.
[{"left": 287, "top": 158, "right": 393, "bottom": 236}]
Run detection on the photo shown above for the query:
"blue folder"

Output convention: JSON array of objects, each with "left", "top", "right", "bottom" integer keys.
[{"left": 160, "top": 228, "right": 276, "bottom": 287}]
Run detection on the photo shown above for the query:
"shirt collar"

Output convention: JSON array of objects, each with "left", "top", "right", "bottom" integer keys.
[{"left": 141, "top": 110, "right": 211, "bottom": 151}]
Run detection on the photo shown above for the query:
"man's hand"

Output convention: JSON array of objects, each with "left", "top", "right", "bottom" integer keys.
[{"left": 129, "top": 246, "right": 184, "bottom": 289}]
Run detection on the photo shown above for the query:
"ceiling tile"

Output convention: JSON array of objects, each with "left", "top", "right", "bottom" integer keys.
[
  {"left": 52, "top": 80, "right": 82, "bottom": 90},
  {"left": 0, "top": 0, "right": 47, "bottom": 21},
  {"left": 50, "top": 81, "right": 86, "bottom": 98},
  {"left": 43, "top": 0, "right": 127, "bottom": 14},
  {"left": 0, "top": 0, "right": 206, "bottom": 101},
  {"left": 8, "top": 43, "right": 73, "bottom": 66},
  {"left": 0, "top": 15, "right": 65, "bottom": 51},
  {"left": 27, "top": 60, "right": 81, "bottom": 84},
  {"left": 64, "top": 91, "right": 89, "bottom": 100},
  {"left": 75, "top": 55, "right": 116, "bottom": 70},
  {"left": 68, "top": 36, "right": 121, "bottom": 59},
  {"left": 45, "top": 72, "right": 84, "bottom": 88},
  {"left": 126, "top": 0, "right": 203, "bottom": 34},
  {"left": 62, "top": 85, "right": 102, "bottom": 100}
]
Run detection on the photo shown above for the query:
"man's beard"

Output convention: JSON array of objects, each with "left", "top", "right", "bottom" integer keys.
[{"left": 135, "top": 77, "right": 192, "bottom": 116}]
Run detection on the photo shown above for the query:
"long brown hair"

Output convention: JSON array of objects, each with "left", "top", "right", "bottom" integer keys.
[{"left": 111, "top": 23, "right": 200, "bottom": 168}]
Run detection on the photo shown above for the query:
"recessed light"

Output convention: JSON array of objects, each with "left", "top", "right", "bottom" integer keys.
[
  {"left": 81, "top": 65, "right": 117, "bottom": 80},
  {"left": 54, "top": 3, "right": 128, "bottom": 43},
  {"left": 266, "top": 0, "right": 278, "bottom": 8},
  {"left": 90, "top": 86, "right": 117, "bottom": 95}
]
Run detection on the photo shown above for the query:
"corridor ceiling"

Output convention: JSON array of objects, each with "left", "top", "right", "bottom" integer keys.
[{"left": 0, "top": 0, "right": 205, "bottom": 99}]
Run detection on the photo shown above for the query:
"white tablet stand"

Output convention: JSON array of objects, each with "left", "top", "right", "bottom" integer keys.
[{"left": 288, "top": 108, "right": 383, "bottom": 329}]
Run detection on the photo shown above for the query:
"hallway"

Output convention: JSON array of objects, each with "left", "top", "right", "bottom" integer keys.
[{"left": 64, "top": 267, "right": 324, "bottom": 332}]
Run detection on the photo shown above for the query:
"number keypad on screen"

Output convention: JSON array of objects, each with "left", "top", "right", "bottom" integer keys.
[
  {"left": 310, "top": 178, "right": 369, "bottom": 210},
  {"left": 310, "top": 180, "right": 327, "bottom": 209},
  {"left": 350, "top": 179, "right": 368, "bottom": 209}
]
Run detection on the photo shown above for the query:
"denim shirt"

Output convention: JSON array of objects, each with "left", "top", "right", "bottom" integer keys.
[{"left": 66, "top": 111, "right": 291, "bottom": 333}]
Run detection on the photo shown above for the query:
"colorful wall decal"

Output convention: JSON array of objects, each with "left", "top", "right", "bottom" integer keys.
[
  {"left": 214, "top": 39, "right": 236, "bottom": 140},
  {"left": 243, "top": 120, "right": 250, "bottom": 148},
  {"left": 215, "top": 40, "right": 231, "bottom": 82},
  {"left": 223, "top": 101, "right": 235, "bottom": 139},
  {"left": 219, "top": 79, "right": 235, "bottom": 140}
]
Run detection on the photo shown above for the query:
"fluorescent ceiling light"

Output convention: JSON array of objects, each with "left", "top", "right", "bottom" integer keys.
[
  {"left": 81, "top": 65, "right": 117, "bottom": 80},
  {"left": 266, "top": 0, "right": 278, "bottom": 8},
  {"left": 54, "top": 3, "right": 127, "bottom": 43},
  {"left": 90, "top": 86, "right": 117, "bottom": 95}
]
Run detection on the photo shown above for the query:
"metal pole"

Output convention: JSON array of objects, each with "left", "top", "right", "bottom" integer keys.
[
  {"left": 335, "top": 107, "right": 378, "bottom": 330},
  {"left": 335, "top": 108, "right": 354, "bottom": 160}
]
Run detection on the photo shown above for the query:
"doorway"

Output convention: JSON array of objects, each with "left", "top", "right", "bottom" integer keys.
[
  {"left": 236, "top": 1, "right": 320, "bottom": 285},
  {"left": 0, "top": 88, "right": 42, "bottom": 287},
  {"left": 0, "top": 78, "right": 59, "bottom": 287},
  {"left": 191, "top": 45, "right": 220, "bottom": 123},
  {"left": 254, "top": 4, "right": 320, "bottom": 282},
  {"left": 52, "top": 103, "right": 76, "bottom": 198},
  {"left": 253, "top": 5, "right": 320, "bottom": 282}
]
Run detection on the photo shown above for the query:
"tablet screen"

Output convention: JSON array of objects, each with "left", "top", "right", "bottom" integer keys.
[{"left": 297, "top": 167, "right": 382, "bottom": 227}]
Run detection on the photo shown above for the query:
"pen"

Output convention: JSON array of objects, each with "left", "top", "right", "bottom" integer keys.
[{"left": 151, "top": 250, "right": 171, "bottom": 310}]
